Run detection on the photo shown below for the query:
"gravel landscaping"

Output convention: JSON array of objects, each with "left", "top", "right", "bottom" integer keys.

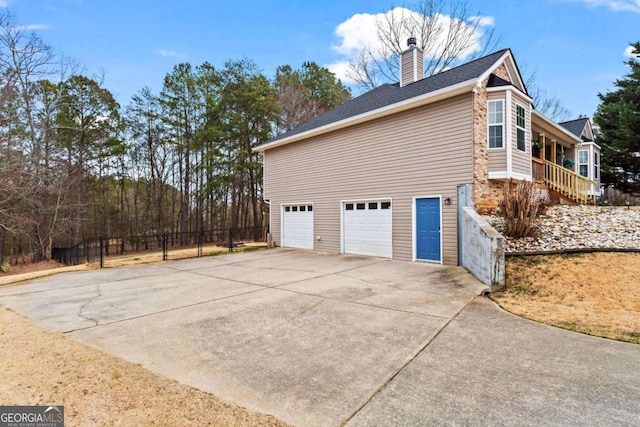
[{"left": 485, "top": 205, "right": 640, "bottom": 253}]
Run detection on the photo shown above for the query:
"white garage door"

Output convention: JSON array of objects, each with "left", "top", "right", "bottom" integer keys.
[
  {"left": 282, "top": 204, "right": 314, "bottom": 250},
  {"left": 343, "top": 200, "right": 392, "bottom": 258}
]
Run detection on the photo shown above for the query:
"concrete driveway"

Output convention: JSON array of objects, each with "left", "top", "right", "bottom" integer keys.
[{"left": 1, "top": 249, "right": 639, "bottom": 426}]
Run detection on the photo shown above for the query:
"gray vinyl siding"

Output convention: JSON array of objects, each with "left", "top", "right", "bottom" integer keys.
[
  {"left": 263, "top": 94, "right": 474, "bottom": 265},
  {"left": 487, "top": 92, "right": 507, "bottom": 172},
  {"left": 512, "top": 94, "right": 532, "bottom": 177}
]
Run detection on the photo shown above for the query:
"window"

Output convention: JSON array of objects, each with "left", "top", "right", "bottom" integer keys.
[
  {"left": 300, "top": 205, "right": 306, "bottom": 212},
  {"left": 356, "top": 203, "right": 366, "bottom": 210},
  {"left": 285, "top": 206, "right": 290, "bottom": 212},
  {"left": 292, "top": 206, "right": 298, "bottom": 212},
  {"left": 578, "top": 150, "right": 589, "bottom": 178},
  {"left": 368, "top": 202, "right": 378, "bottom": 209},
  {"left": 488, "top": 100, "right": 504, "bottom": 148},
  {"left": 381, "top": 202, "right": 391, "bottom": 209},
  {"left": 594, "top": 152, "right": 599, "bottom": 180},
  {"left": 516, "top": 104, "right": 526, "bottom": 152},
  {"left": 345, "top": 203, "right": 354, "bottom": 211},
  {"left": 307, "top": 205, "right": 313, "bottom": 212}
]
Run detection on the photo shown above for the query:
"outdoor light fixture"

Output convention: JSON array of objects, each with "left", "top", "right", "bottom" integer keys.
[{"left": 444, "top": 197, "right": 451, "bottom": 205}]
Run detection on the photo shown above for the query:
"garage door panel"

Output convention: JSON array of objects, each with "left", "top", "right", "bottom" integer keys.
[
  {"left": 282, "top": 205, "right": 313, "bottom": 250},
  {"left": 343, "top": 200, "right": 392, "bottom": 258}
]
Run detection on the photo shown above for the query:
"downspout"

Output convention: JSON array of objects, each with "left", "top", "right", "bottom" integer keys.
[{"left": 265, "top": 199, "right": 273, "bottom": 248}]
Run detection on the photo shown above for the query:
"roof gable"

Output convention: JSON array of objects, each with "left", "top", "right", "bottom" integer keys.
[
  {"left": 559, "top": 117, "right": 593, "bottom": 141},
  {"left": 487, "top": 74, "right": 512, "bottom": 87},
  {"left": 257, "top": 49, "right": 524, "bottom": 151},
  {"left": 477, "top": 49, "right": 527, "bottom": 94}
]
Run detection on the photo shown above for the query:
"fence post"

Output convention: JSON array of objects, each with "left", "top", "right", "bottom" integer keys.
[
  {"left": 162, "top": 232, "right": 168, "bottom": 261},
  {"left": 99, "top": 236, "right": 104, "bottom": 268},
  {"left": 228, "top": 228, "right": 233, "bottom": 253},
  {"left": 197, "top": 231, "right": 203, "bottom": 257}
]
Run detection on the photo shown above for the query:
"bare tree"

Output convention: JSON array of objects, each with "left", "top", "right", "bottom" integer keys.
[
  {"left": 523, "top": 69, "right": 572, "bottom": 122},
  {"left": 0, "top": 10, "right": 72, "bottom": 261},
  {"left": 346, "top": 0, "right": 500, "bottom": 89}
]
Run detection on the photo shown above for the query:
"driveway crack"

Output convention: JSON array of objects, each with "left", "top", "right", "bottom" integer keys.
[
  {"left": 340, "top": 296, "right": 479, "bottom": 426},
  {"left": 77, "top": 283, "right": 101, "bottom": 327}
]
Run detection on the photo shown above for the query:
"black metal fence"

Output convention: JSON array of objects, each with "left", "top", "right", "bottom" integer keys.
[{"left": 51, "top": 226, "right": 267, "bottom": 267}]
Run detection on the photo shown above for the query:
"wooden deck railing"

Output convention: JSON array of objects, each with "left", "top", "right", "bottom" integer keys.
[
  {"left": 532, "top": 158, "right": 544, "bottom": 182},
  {"left": 544, "top": 160, "right": 597, "bottom": 205}
]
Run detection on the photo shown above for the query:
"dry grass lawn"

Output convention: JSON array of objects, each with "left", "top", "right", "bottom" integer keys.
[{"left": 493, "top": 252, "right": 640, "bottom": 344}]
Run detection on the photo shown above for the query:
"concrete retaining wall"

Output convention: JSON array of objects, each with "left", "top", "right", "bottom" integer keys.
[{"left": 460, "top": 207, "right": 505, "bottom": 290}]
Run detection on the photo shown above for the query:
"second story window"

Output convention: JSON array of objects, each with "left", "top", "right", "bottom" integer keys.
[
  {"left": 579, "top": 150, "right": 589, "bottom": 177},
  {"left": 516, "top": 104, "right": 526, "bottom": 152},
  {"left": 594, "top": 151, "right": 599, "bottom": 180},
  {"left": 488, "top": 100, "right": 504, "bottom": 149}
]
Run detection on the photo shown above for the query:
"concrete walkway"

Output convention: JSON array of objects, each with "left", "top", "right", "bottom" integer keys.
[{"left": 1, "top": 249, "right": 638, "bottom": 426}]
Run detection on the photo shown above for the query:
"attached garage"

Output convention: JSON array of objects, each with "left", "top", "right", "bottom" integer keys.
[
  {"left": 282, "top": 204, "right": 314, "bottom": 250},
  {"left": 342, "top": 200, "right": 392, "bottom": 258}
]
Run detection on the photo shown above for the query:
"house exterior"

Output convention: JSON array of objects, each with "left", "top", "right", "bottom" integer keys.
[
  {"left": 255, "top": 44, "right": 598, "bottom": 266},
  {"left": 559, "top": 117, "right": 601, "bottom": 194}
]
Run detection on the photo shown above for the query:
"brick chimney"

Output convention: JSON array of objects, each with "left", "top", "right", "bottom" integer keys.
[{"left": 399, "top": 37, "right": 424, "bottom": 87}]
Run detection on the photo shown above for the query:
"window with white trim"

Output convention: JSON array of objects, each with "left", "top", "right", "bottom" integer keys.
[
  {"left": 516, "top": 104, "right": 526, "bottom": 152},
  {"left": 488, "top": 100, "right": 504, "bottom": 149},
  {"left": 594, "top": 151, "right": 599, "bottom": 180},
  {"left": 578, "top": 150, "right": 589, "bottom": 178}
]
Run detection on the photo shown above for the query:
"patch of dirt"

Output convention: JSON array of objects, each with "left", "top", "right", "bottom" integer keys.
[
  {"left": 0, "top": 259, "right": 66, "bottom": 276},
  {"left": 492, "top": 252, "right": 640, "bottom": 344},
  {"left": 0, "top": 306, "right": 291, "bottom": 426}
]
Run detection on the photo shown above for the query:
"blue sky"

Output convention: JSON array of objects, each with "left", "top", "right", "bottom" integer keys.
[{"left": 2, "top": 0, "right": 638, "bottom": 118}]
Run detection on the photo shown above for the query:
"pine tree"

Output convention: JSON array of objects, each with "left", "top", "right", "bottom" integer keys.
[{"left": 594, "top": 42, "right": 640, "bottom": 196}]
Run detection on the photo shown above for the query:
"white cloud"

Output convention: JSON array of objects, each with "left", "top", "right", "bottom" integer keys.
[
  {"left": 327, "top": 60, "right": 357, "bottom": 84},
  {"left": 157, "top": 49, "right": 186, "bottom": 58},
  {"left": 572, "top": 0, "right": 640, "bottom": 13},
  {"left": 328, "top": 7, "right": 493, "bottom": 82},
  {"left": 331, "top": 11, "right": 380, "bottom": 57},
  {"left": 468, "top": 15, "right": 495, "bottom": 27},
  {"left": 12, "top": 24, "right": 52, "bottom": 31},
  {"left": 624, "top": 45, "right": 638, "bottom": 57}
]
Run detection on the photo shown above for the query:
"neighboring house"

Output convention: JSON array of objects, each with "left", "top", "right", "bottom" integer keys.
[{"left": 254, "top": 41, "right": 598, "bottom": 266}]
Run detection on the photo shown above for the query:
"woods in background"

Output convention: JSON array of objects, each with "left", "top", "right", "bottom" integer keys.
[{"left": 0, "top": 10, "right": 351, "bottom": 261}]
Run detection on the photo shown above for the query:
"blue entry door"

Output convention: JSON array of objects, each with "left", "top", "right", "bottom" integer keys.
[{"left": 415, "top": 198, "right": 441, "bottom": 262}]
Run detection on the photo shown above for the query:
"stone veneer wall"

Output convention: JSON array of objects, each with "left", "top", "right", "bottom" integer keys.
[{"left": 472, "top": 64, "right": 511, "bottom": 213}]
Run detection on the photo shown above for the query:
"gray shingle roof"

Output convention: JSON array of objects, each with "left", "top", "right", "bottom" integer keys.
[
  {"left": 260, "top": 49, "right": 510, "bottom": 147},
  {"left": 559, "top": 118, "right": 589, "bottom": 138}
]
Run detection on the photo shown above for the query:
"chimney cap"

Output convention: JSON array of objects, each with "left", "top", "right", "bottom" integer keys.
[{"left": 407, "top": 37, "right": 417, "bottom": 48}]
